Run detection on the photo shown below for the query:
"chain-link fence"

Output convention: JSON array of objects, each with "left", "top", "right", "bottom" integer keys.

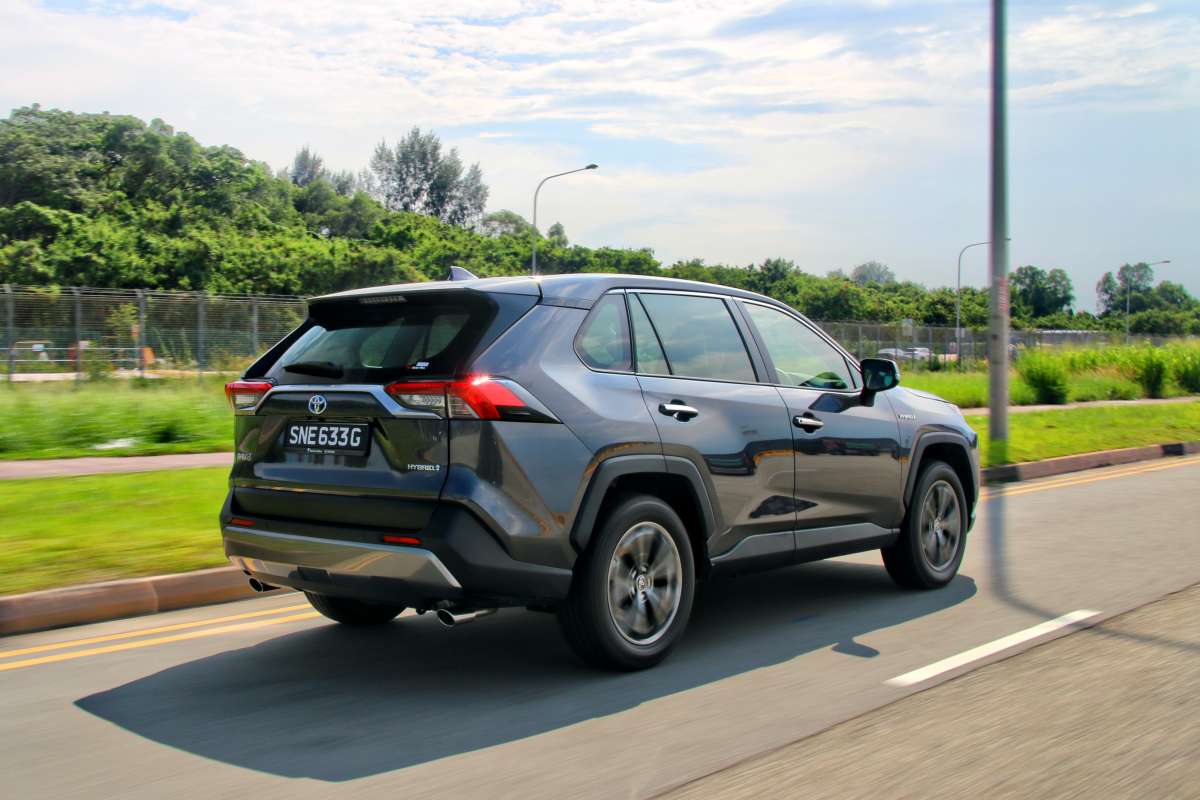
[
  {"left": 812, "top": 321, "right": 1185, "bottom": 369},
  {"left": 2, "top": 284, "right": 1193, "bottom": 380},
  {"left": 2, "top": 285, "right": 306, "bottom": 380}
]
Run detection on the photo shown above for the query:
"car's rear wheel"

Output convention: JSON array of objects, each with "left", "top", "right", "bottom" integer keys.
[
  {"left": 304, "top": 592, "right": 405, "bottom": 625},
  {"left": 559, "top": 494, "right": 695, "bottom": 670},
  {"left": 882, "top": 461, "right": 967, "bottom": 589}
]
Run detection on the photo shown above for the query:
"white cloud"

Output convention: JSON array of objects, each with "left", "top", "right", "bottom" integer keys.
[{"left": 1, "top": 0, "right": 1197, "bottom": 299}]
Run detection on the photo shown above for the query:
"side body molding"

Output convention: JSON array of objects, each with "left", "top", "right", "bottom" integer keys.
[{"left": 569, "top": 454, "right": 720, "bottom": 556}]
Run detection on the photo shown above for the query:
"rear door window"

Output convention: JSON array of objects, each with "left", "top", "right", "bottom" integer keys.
[
  {"left": 629, "top": 294, "right": 670, "bottom": 374},
  {"left": 635, "top": 293, "right": 756, "bottom": 383}
]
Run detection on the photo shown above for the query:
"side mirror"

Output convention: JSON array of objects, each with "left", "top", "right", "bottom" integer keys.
[{"left": 861, "top": 358, "right": 900, "bottom": 393}]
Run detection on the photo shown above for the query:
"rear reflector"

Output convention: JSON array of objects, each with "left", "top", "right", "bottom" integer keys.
[
  {"left": 230, "top": 517, "right": 256, "bottom": 527},
  {"left": 383, "top": 535, "right": 422, "bottom": 546},
  {"left": 224, "top": 380, "right": 274, "bottom": 411},
  {"left": 385, "top": 375, "right": 526, "bottom": 420}
]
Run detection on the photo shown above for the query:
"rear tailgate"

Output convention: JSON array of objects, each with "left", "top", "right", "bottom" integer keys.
[{"left": 227, "top": 286, "right": 537, "bottom": 532}]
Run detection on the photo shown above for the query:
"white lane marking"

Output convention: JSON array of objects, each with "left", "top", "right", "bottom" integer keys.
[{"left": 885, "top": 609, "right": 1102, "bottom": 687}]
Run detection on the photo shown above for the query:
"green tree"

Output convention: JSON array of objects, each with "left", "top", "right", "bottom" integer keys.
[
  {"left": 1097, "top": 262, "right": 1155, "bottom": 316},
  {"left": 368, "top": 128, "right": 488, "bottom": 228},
  {"left": 547, "top": 222, "right": 568, "bottom": 248},
  {"left": 850, "top": 261, "right": 895, "bottom": 285},
  {"left": 287, "top": 146, "right": 326, "bottom": 187},
  {"left": 1009, "top": 265, "right": 1074, "bottom": 318}
]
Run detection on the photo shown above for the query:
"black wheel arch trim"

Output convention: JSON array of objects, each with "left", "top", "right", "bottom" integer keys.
[
  {"left": 903, "top": 430, "right": 977, "bottom": 512},
  {"left": 569, "top": 454, "right": 720, "bottom": 557}
]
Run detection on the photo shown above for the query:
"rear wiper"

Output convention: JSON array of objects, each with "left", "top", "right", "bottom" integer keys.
[{"left": 283, "top": 360, "right": 344, "bottom": 378}]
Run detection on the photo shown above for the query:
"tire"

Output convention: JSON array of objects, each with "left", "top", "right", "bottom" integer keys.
[
  {"left": 304, "top": 592, "right": 405, "bottom": 625},
  {"left": 559, "top": 494, "right": 696, "bottom": 671},
  {"left": 882, "top": 461, "right": 968, "bottom": 590}
]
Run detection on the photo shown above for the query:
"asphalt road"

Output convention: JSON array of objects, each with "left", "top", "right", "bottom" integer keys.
[
  {"left": 3, "top": 456, "right": 1199, "bottom": 799},
  {"left": 668, "top": 583, "right": 1200, "bottom": 799}
]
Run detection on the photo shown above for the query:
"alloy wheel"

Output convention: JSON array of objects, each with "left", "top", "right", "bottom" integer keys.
[{"left": 606, "top": 521, "right": 683, "bottom": 645}]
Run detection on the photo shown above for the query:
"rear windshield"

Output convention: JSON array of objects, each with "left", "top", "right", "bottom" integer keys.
[{"left": 267, "top": 292, "right": 502, "bottom": 385}]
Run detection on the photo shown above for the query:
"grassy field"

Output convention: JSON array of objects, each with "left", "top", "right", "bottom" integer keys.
[
  {"left": 2, "top": 401, "right": 1198, "bottom": 596},
  {"left": 0, "top": 376, "right": 233, "bottom": 460}
]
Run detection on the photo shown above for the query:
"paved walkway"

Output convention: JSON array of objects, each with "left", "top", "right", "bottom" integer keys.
[
  {"left": 0, "top": 452, "right": 230, "bottom": 480},
  {"left": 0, "top": 396, "right": 1194, "bottom": 480}
]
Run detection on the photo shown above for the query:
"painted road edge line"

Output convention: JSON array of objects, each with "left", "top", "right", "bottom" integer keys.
[{"left": 885, "top": 609, "right": 1102, "bottom": 688}]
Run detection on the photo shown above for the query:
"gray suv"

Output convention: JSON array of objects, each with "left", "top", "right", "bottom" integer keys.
[{"left": 221, "top": 273, "right": 978, "bottom": 670}]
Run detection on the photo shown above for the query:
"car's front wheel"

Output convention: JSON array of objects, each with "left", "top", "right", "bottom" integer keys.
[
  {"left": 304, "top": 592, "right": 405, "bottom": 625},
  {"left": 559, "top": 494, "right": 695, "bottom": 670},
  {"left": 882, "top": 461, "right": 968, "bottom": 589}
]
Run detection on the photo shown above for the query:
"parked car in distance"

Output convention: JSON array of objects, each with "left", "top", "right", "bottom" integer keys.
[
  {"left": 878, "top": 346, "right": 931, "bottom": 361},
  {"left": 222, "top": 272, "right": 979, "bottom": 670}
]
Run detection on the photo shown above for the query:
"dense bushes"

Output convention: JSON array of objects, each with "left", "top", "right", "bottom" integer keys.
[
  {"left": 1174, "top": 349, "right": 1200, "bottom": 394},
  {"left": 1016, "top": 351, "right": 1070, "bottom": 404}
]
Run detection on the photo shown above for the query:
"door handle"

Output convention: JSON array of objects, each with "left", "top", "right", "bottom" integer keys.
[
  {"left": 793, "top": 414, "right": 824, "bottom": 431},
  {"left": 660, "top": 401, "right": 699, "bottom": 421}
]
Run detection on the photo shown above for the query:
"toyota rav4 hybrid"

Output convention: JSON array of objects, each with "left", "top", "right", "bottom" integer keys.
[{"left": 221, "top": 272, "right": 979, "bottom": 670}]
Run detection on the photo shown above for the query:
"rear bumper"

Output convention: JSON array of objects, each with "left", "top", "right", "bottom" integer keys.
[
  {"left": 225, "top": 526, "right": 463, "bottom": 604},
  {"left": 221, "top": 496, "right": 572, "bottom": 607}
]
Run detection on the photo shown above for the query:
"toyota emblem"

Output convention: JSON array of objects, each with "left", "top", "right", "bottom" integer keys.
[{"left": 307, "top": 395, "right": 328, "bottom": 415}]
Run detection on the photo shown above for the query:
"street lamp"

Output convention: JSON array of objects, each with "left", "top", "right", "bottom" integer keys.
[
  {"left": 956, "top": 240, "right": 990, "bottom": 368},
  {"left": 531, "top": 164, "right": 598, "bottom": 276},
  {"left": 1126, "top": 259, "right": 1171, "bottom": 338}
]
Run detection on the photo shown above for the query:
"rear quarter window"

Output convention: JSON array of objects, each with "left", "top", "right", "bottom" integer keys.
[{"left": 575, "top": 294, "right": 632, "bottom": 372}]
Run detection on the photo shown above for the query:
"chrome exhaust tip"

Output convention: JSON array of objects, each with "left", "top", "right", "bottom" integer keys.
[
  {"left": 436, "top": 608, "right": 496, "bottom": 628},
  {"left": 248, "top": 578, "right": 278, "bottom": 593}
]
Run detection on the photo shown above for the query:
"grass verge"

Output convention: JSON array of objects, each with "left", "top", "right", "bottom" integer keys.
[
  {"left": 2, "top": 402, "right": 1198, "bottom": 596},
  {"left": 0, "top": 468, "right": 229, "bottom": 596},
  {"left": 966, "top": 401, "right": 1200, "bottom": 465}
]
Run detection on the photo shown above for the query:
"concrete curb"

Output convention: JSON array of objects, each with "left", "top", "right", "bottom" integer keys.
[
  {"left": 0, "top": 566, "right": 289, "bottom": 637},
  {"left": 3, "top": 440, "right": 1199, "bottom": 638},
  {"left": 981, "top": 440, "right": 1200, "bottom": 483}
]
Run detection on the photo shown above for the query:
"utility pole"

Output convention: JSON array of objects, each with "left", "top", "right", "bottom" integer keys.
[
  {"left": 72, "top": 287, "right": 82, "bottom": 383},
  {"left": 988, "top": 0, "right": 1010, "bottom": 466},
  {"left": 4, "top": 284, "right": 13, "bottom": 384},
  {"left": 956, "top": 240, "right": 990, "bottom": 370},
  {"left": 531, "top": 164, "right": 598, "bottom": 276},
  {"left": 136, "top": 290, "right": 146, "bottom": 379}
]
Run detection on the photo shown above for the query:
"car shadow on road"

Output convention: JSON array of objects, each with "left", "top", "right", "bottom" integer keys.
[{"left": 76, "top": 560, "right": 975, "bottom": 782}]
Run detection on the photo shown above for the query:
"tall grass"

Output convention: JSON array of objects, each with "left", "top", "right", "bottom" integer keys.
[
  {"left": 0, "top": 376, "right": 231, "bottom": 460},
  {"left": 1131, "top": 349, "right": 1168, "bottom": 399},
  {"left": 1172, "top": 348, "right": 1200, "bottom": 394},
  {"left": 903, "top": 341, "right": 1200, "bottom": 407},
  {"left": 1016, "top": 351, "right": 1070, "bottom": 405}
]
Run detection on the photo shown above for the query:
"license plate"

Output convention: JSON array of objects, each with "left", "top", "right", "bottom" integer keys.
[{"left": 284, "top": 422, "right": 371, "bottom": 456}]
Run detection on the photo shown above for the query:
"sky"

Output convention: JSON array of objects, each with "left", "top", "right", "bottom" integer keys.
[{"left": 2, "top": 0, "right": 1197, "bottom": 310}]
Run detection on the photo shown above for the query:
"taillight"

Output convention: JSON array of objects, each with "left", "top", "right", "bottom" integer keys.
[
  {"left": 224, "top": 380, "right": 273, "bottom": 411},
  {"left": 385, "top": 375, "right": 540, "bottom": 421}
]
